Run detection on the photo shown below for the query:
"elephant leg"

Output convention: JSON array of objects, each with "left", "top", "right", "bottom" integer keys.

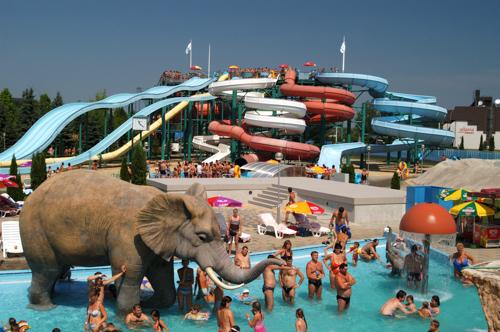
[
  {"left": 114, "top": 263, "right": 143, "bottom": 315},
  {"left": 29, "top": 265, "right": 61, "bottom": 309},
  {"left": 143, "top": 259, "right": 176, "bottom": 308}
]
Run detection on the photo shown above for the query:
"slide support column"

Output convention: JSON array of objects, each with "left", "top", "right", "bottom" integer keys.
[{"left": 161, "top": 107, "right": 166, "bottom": 160}]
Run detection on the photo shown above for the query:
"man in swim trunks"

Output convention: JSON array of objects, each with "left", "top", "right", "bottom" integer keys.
[
  {"left": 262, "top": 255, "right": 290, "bottom": 311},
  {"left": 177, "top": 259, "right": 194, "bottom": 313},
  {"left": 329, "top": 206, "right": 349, "bottom": 233},
  {"left": 335, "top": 263, "right": 356, "bottom": 313},
  {"left": 379, "top": 290, "right": 412, "bottom": 317},
  {"left": 235, "top": 246, "right": 251, "bottom": 269},
  {"left": 125, "top": 304, "right": 151, "bottom": 328},
  {"left": 360, "top": 239, "right": 380, "bottom": 261},
  {"left": 404, "top": 244, "right": 423, "bottom": 289},
  {"left": 306, "top": 251, "right": 324, "bottom": 300},
  {"left": 279, "top": 257, "right": 304, "bottom": 305}
]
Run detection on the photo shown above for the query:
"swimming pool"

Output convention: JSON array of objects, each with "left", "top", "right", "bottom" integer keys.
[{"left": 0, "top": 240, "right": 487, "bottom": 331}]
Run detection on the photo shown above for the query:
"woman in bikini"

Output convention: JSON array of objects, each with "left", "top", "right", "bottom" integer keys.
[
  {"left": 273, "top": 240, "right": 293, "bottom": 263},
  {"left": 323, "top": 243, "right": 346, "bottom": 289},
  {"left": 227, "top": 209, "right": 242, "bottom": 254},
  {"left": 84, "top": 290, "right": 107, "bottom": 332},
  {"left": 451, "top": 242, "right": 475, "bottom": 282}
]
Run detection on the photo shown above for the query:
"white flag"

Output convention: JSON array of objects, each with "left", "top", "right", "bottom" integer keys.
[
  {"left": 340, "top": 40, "right": 346, "bottom": 54},
  {"left": 185, "top": 41, "right": 192, "bottom": 55}
]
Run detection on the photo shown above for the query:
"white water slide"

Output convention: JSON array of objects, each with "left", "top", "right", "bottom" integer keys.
[{"left": 194, "top": 78, "right": 307, "bottom": 162}]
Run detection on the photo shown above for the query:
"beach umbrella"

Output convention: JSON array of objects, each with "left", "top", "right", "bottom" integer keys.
[
  {"left": 286, "top": 201, "right": 324, "bottom": 215},
  {"left": 190, "top": 65, "right": 202, "bottom": 71},
  {"left": 228, "top": 65, "right": 240, "bottom": 70},
  {"left": 207, "top": 196, "right": 242, "bottom": 208},
  {"left": 266, "top": 159, "right": 279, "bottom": 164},
  {"left": 279, "top": 64, "right": 289, "bottom": 69},
  {"left": 0, "top": 174, "right": 14, "bottom": 181},
  {"left": 449, "top": 201, "right": 495, "bottom": 217},
  {"left": 439, "top": 188, "right": 470, "bottom": 201},
  {"left": 0, "top": 178, "right": 19, "bottom": 188},
  {"left": 310, "top": 165, "right": 325, "bottom": 174},
  {"left": 303, "top": 61, "right": 316, "bottom": 67}
]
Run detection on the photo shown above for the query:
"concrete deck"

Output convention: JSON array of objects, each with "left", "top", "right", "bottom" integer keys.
[{"left": 148, "top": 177, "right": 406, "bottom": 226}]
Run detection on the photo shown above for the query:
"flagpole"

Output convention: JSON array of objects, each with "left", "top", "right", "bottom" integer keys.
[
  {"left": 189, "top": 40, "right": 192, "bottom": 68},
  {"left": 208, "top": 44, "right": 211, "bottom": 78},
  {"left": 342, "top": 36, "right": 345, "bottom": 73}
]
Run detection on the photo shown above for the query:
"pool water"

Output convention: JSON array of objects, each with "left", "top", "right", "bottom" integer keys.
[{"left": 0, "top": 241, "right": 487, "bottom": 331}]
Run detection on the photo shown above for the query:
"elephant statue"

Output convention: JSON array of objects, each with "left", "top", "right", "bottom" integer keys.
[
  {"left": 20, "top": 170, "right": 279, "bottom": 313},
  {"left": 385, "top": 227, "right": 405, "bottom": 276}
]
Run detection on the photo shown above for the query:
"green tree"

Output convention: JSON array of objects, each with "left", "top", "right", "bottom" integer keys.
[
  {"left": 479, "top": 135, "right": 484, "bottom": 151},
  {"left": 130, "top": 142, "right": 147, "bottom": 185},
  {"left": 19, "top": 88, "right": 40, "bottom": 134},
  {"left": 489, "top": 136, "right": 495, "bottom": 151},
  {"left": 390, "top": 171, "right": 401, "bottom": 190},
  {"left": 7, "top": 155, "right": 24, "bottom": 201},
  {"left": 0, "top": 89, "right": 20, "bottom": 148},
  {"left": 30, "top": 152, "right": 47, "bottom": 191},
  {"left": 347, "top": 163, "right": 355, "bottom": 183},
  {"left": 119, "top": 157, "right": 131, "bottom": 182},
  {"left": 51, "top": 92, "right": 63, "bottom": 109},
  {"left": 39, "top": 93, "right": 52, "bottom": 116},
  {"left": 459, "top": 136, "right": 464, "bottom": 150}
]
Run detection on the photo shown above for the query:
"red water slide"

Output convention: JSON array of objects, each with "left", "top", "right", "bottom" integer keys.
[
  {"left": 208, "top": 121, "right": 320, "bottom": 160},
  {"left": 207, "top": 69, "right": 355, "bottom": 160},
  {"left": 280, "top": 69, "right": 356, "bottom": 122}
]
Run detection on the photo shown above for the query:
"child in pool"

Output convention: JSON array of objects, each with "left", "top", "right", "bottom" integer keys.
[
  {"left": 347, "top": 242, "right": 360, "bottom": 266},
  {"left": 151, "top": 309, "right": 168, "bottom": 332},
  {"left": 418, "top": 301, "right": 432, "bottom": 319},
  {"left": 405, "top": 295, "right": 417, "bottom": 314},
  {"left": 184, "top": 304, "right": 210, "bottom": 321}
]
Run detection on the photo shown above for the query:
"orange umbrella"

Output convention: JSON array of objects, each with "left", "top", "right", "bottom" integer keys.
[
  {"left": 228, "top": 65, "right": 240, "bottom": 69},
  {"left": 279, "top": 64, "right": 289, "bottom": 69},
  {"left": 286, "top": 201, "right": 324, "bottom": 215},
  {"left": 303, "top": 61, "right": 316, "bottom": 67},
  {"left": 190, "top": 65, "right": 202, "bottom": 70}
]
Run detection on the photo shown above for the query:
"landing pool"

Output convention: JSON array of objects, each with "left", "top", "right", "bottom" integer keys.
[{"left": 0, "top": 241, "right": 487, "bottom": 331}]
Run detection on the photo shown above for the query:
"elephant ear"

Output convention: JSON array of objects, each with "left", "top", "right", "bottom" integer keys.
[
  {"left": 136, "top": 193, "right": 200, "bottom": 260},
  {"left": 185, "top": 183, "right": 207, "bottom": 200}
]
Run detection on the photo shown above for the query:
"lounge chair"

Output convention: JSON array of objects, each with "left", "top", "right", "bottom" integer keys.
[
  {"left": 293, "top": 213, "right": 330, "bottom": 238},
  {"left": 0, "top": 196, "right": 21, "bottom": 215},
  {"left": 1, "top": 220, "right": 24, "bottom": 258},
  {"left": 1, "top": 193, "right": 24, "bottom": 209},
  {"left": 257, "top": 213, "right": 297, "bottom": 239}
]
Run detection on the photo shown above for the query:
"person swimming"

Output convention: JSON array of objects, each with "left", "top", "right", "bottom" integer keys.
[
  {"left": 380, "top": 290, "right": 412, "bottom": 317},
  {"left": 418, "top": 301, "right": 433, "bottom": 319},
  {"left": 184, "top": 304, "right": 210, "bottom": 321},
  {"left": 405, "top": 295, "right": 417, "bottom": 314}
]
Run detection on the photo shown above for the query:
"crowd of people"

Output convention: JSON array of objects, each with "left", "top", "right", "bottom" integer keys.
[{"left": 149, "top": 160, "right": 239, "bottom": 179}]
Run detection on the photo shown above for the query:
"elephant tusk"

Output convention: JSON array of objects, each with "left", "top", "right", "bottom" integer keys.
[{"left": 205, "top": 267, "right": 244, "bottom": 290}]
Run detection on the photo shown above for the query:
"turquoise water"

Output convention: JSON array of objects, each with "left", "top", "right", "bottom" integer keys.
[{"left": 0, "top": 242, "right": 487, "bottom": 331}]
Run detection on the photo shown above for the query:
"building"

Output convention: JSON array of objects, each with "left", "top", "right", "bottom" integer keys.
[{"left": 443, "top": 90, "right": 500, "bottom": 150}]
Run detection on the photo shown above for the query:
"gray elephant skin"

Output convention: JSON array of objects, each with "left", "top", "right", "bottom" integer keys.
[{"left": 20, "top": 170, "right": 278, "bottom": 313}]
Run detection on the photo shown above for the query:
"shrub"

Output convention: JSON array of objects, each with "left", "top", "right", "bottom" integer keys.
[
  {"left": 479, "top": 135, "right": 484, "bottom": 151},
  {"left": 489, "top": 136, "right": 495, "bottom": 151},
  {"left": 7, "top": 155, "right": 24, "bottom": 201},
  {"left": 391, "top": 171, "right": 401, "bottom": 190},
  {"left": 347, "top": 163, "right": 355, "bottom": 183},
  {"left": 119, "top": 157, "right": 131, "bottom": 182},
  {"left": 30, "top": 152, "right": 47, "bottom": 191},
  {"left": 130, "top": 143, "right": 147, "bottom": 185},
  {"left": 459, "top": 136, "right": 464, "bottom": 150}
]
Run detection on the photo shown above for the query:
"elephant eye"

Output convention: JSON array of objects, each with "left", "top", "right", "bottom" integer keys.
[{"left": 197, "top": 233, "right": 208, "bottom": 242}]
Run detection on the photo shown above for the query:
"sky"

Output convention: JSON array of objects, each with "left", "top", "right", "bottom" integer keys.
[{"left": 1, "top": 0, "right": 499, "bottom": 108}]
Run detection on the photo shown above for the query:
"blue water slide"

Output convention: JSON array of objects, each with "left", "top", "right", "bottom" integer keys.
[
  {"left": 0, "top": 77, "right": 213, "bottom": 162},
  {"left": 315, "top": 72, "right": 454, "bottom": 168}
]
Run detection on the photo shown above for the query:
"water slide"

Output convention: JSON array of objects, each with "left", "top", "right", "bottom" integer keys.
[
  {"left": 316, "top": 73, "right": 455, "bottom": 168},
  {"left": 192, "top": 135, "right": 231, "bottom": 163},
  {"left": 0, "top": 77, "right": 213, "bottom": 165},
  {"left": 206, "top": 78, "right": 320, "bottom": 160}
]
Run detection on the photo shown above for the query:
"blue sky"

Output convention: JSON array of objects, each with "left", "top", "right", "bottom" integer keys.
[{"left": 1, "top": 0, "right": 499, "bottom": 107}]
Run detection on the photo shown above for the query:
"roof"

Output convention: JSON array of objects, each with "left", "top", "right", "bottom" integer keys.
[{"left": 241, "top": 162, "right": 294, "bottom": 178}]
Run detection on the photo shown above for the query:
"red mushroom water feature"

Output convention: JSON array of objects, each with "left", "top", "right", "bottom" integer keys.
[{"left": 399, "top": 203, "right": 456, "bottom": 293}]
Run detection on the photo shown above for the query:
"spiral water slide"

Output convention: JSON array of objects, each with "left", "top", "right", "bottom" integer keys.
[
  {"left": 316, "top": 73, "right": 455, "bottom": 168},
  {"left": 207, "top": 78, "right": 320, "bottom": 160},
  {"left": 0, "top": 77, "right": 213, "bottom": 165}
]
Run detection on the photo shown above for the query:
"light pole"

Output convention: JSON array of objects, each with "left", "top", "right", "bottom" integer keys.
[
  {"left": 421, "top": 144, "right": 425, "bottom": 172},
  {"left": 366, "top": 145, "right": 371, "bottom": 173},
  {"left": 275, "top": 151, "right": 284, "bottom": 223}
]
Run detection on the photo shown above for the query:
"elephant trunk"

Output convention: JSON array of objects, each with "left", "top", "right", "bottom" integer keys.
[{"left": 201, "top": 243, "right": 281, "bottom": 288}]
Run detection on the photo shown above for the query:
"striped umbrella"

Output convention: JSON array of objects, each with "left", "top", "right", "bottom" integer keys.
[
  {"left": 449, "top": 201, "right": 495, "bottom": 217},
  {"left": 439, "top": 188, "right": 470, "bottom": 201}
]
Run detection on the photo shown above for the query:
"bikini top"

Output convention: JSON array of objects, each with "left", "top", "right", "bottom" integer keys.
[
  {"left": 281, "top": 250, "right": 292, "bottom": 261},
  {"left": 87, "top": 308, "right": 100, "bottom": 318}
]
